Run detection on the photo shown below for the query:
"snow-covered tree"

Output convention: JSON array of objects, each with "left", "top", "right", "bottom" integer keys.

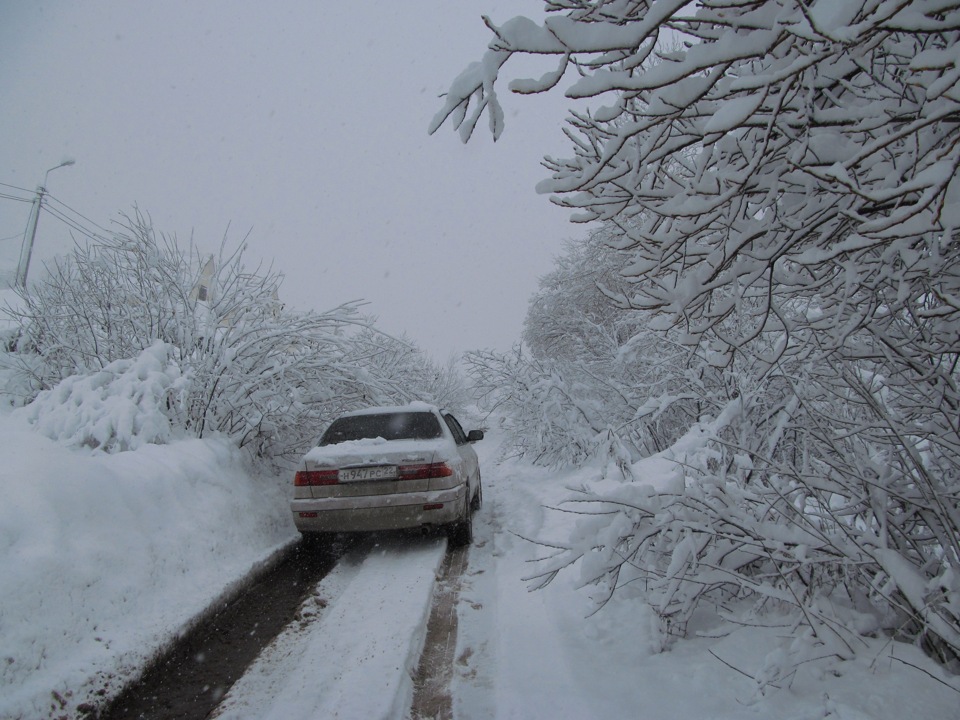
[
  {"left": 6, "top": 212, "right": 458, "bottom": 461},
  {"left": 436, "top": 1, "right": 960, "bottom": 662},
  {"left": 471, "top": 225, "right": 703, "bottom": 464},
  {"left": 346, "top": 327, "right": 470, "bottom": 414}
]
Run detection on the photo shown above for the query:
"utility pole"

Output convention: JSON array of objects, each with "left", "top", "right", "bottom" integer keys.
[
  {"left": 15, "top": 189, "right": 44, "bottom": 289},
  {"left": 16, "top": 159, "right": 75, "bottom": 289}
]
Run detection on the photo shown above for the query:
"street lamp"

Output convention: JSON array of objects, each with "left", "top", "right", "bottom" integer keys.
[{"left": 15, "top": 159, "right": 75, "bottom": 289}]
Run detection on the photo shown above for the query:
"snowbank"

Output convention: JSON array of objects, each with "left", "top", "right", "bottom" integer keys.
[
  {"left": 14, "top": 341, "right": 188, "bottom": 452},
  {"left": 0, "top": 413, "right": 295, "bottom": 719},
  {"left": 449, "top": 432, "right": 960, "bottom": 720}
]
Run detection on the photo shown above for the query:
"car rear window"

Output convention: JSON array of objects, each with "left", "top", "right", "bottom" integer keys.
[{"left": 319, "top": 412, "right": 444, "bottom": 445}]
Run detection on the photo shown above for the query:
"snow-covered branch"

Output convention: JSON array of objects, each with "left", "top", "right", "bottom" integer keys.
[{"left": 438, "top": 0, "right": 960, "bottom": 665}]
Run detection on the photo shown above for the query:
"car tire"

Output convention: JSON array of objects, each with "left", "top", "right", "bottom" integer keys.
[
  {"left": 448, "top": 493, "right": 473, "bottom": 547},
  {"left": 471, "top": 472, "right": 483, "bottom": 512},
  {"left": 299, "top": 531, "right": 332, "bottom": 552}
]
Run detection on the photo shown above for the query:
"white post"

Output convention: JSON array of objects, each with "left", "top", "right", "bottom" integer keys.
[
  {"left": 15, "top": 160, "right": 75, "bottom": 289},
  {"left": 15, "top": 187, "right": 44, "bottom": 289}
]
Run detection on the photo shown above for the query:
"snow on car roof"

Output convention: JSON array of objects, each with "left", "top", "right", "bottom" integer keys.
[{"left": 340, "top": 401, "right": 439, "bottom": 417}]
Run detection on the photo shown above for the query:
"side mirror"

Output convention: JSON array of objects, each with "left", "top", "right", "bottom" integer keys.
[{"left": 467, "top": 429, "right": 484, "bottom": 443}]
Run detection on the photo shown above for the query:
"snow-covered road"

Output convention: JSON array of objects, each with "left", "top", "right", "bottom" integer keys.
[
  {"left": 4, "top": 416, "right": 959, "bottom": 720},
  {"left": 213, "top": 433, "right": 960, "bottom": 720},
  {"left": 213, "top": 535, "right": 446, "bottom": 720},
  {"left": 159, "top": 435, "right": 960, "bottom": 720}
]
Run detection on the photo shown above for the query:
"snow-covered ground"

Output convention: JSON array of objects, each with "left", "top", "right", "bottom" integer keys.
[
  {"left": 2, "top": 413, "right": 958, "bottom": 719},
  {"left": 213, "top": 535, "right": 447, "bottom": 720},
  {"left": 0, "top": 412, "right": 294, "bottom": 720},
  {"left": 451, "top": 436, "right": 960, "bottom": 719}
]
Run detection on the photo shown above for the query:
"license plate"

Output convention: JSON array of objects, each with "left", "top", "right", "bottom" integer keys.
[{"left": 339, "top": 465, "right": 397, "bottom": 482}]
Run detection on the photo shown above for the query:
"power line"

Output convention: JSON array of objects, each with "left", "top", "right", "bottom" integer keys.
[
  {"left": 1, "top": 187, "right": 112, "bottom": 245},
  {"left": 0, "top": 181, "right": 34, "bottom": 194},
  {"left": 0, "top": 192, "right": 33, "bottom": 203},
  {"left": 1, "top": 189, "right": 112, "bottom": 237},
  {"left": 41, "top": 204, "right": 107, "bottom": 243},
  {"left": 44, "top": 194, "right": 112, "bottom": 236},
  {"left": 2, "top": 186, "right": 114, "bottom": 287}
]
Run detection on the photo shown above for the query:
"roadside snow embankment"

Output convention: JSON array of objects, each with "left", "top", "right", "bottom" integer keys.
[
  {"left": 0, "top": 414, "right": 295, "bottom": 720},
  {"left": 449, "top": 430, "right": 960, "bottom": 720}
]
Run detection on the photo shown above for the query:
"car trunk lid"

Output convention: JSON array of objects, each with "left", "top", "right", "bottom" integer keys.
[{"left": 298, "top": 438, "right": 456, "bottom": 498}]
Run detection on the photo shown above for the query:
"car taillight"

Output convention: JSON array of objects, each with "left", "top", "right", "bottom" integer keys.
[
  {"left": 397, "top": 462, "right": 454, "bottom": 480},
  {"left": 294, "top": 469, "right": 339, "bottom": 486}
]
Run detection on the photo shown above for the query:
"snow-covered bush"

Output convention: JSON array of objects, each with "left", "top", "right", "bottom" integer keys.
[
  {"left": 530, "top": 372, "right": 960, "bottom": 671},
  {"left": 346, "top": 326, "right": 470, "bottom": 415},
  {"left": 466, "top": 346, "right": 602, "bottom": 465},
  {"left": 436, "top": 0, "right": 960, "bottom": 663},
  {"left": 5, "top": 212, "right": 461, "bottom": 461},
  {"left": 469, "top": 226, "right": 720, "bottom": 466},
  {"left": 14, "top": 341, "right": 188, "bottom": 452}
]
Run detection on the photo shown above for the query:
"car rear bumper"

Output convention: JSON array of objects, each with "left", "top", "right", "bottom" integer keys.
[{"left": 291, "top": 484, "right": 466, "bottom": 534}]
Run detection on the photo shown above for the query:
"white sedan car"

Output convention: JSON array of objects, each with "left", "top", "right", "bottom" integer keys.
[{"left": 291, "top": 403, "right": 483, "bottom": 546}]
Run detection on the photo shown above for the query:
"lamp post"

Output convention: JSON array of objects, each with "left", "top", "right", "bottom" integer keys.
[{"left": 16, "top": 159, "right": 75, "bottom": 289}]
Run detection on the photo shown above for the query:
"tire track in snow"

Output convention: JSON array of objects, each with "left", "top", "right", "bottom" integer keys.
[
  {"left": 213, "top": 531, "right": 447, "bottom": 720},
  {"left": 97, "top": 537, "right": 346, "bottom": 720},
  {"left": 410, "top": 542, "right": 469, "bottom": 720},
  {"left": 448, "top": 452, "right": 502, "bottom": 720}
]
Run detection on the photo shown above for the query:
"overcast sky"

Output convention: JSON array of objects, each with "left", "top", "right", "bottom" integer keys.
[{"left": 0, "top": 1, "right": 586, "bottom": 359}]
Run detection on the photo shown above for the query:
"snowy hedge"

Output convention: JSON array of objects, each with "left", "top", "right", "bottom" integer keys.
[
  {"left": 5, "top": 212, "right": 467, "bottom": 461},
  {"left": 440, "top": 0, "right": 960, "bottom": 667}
]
